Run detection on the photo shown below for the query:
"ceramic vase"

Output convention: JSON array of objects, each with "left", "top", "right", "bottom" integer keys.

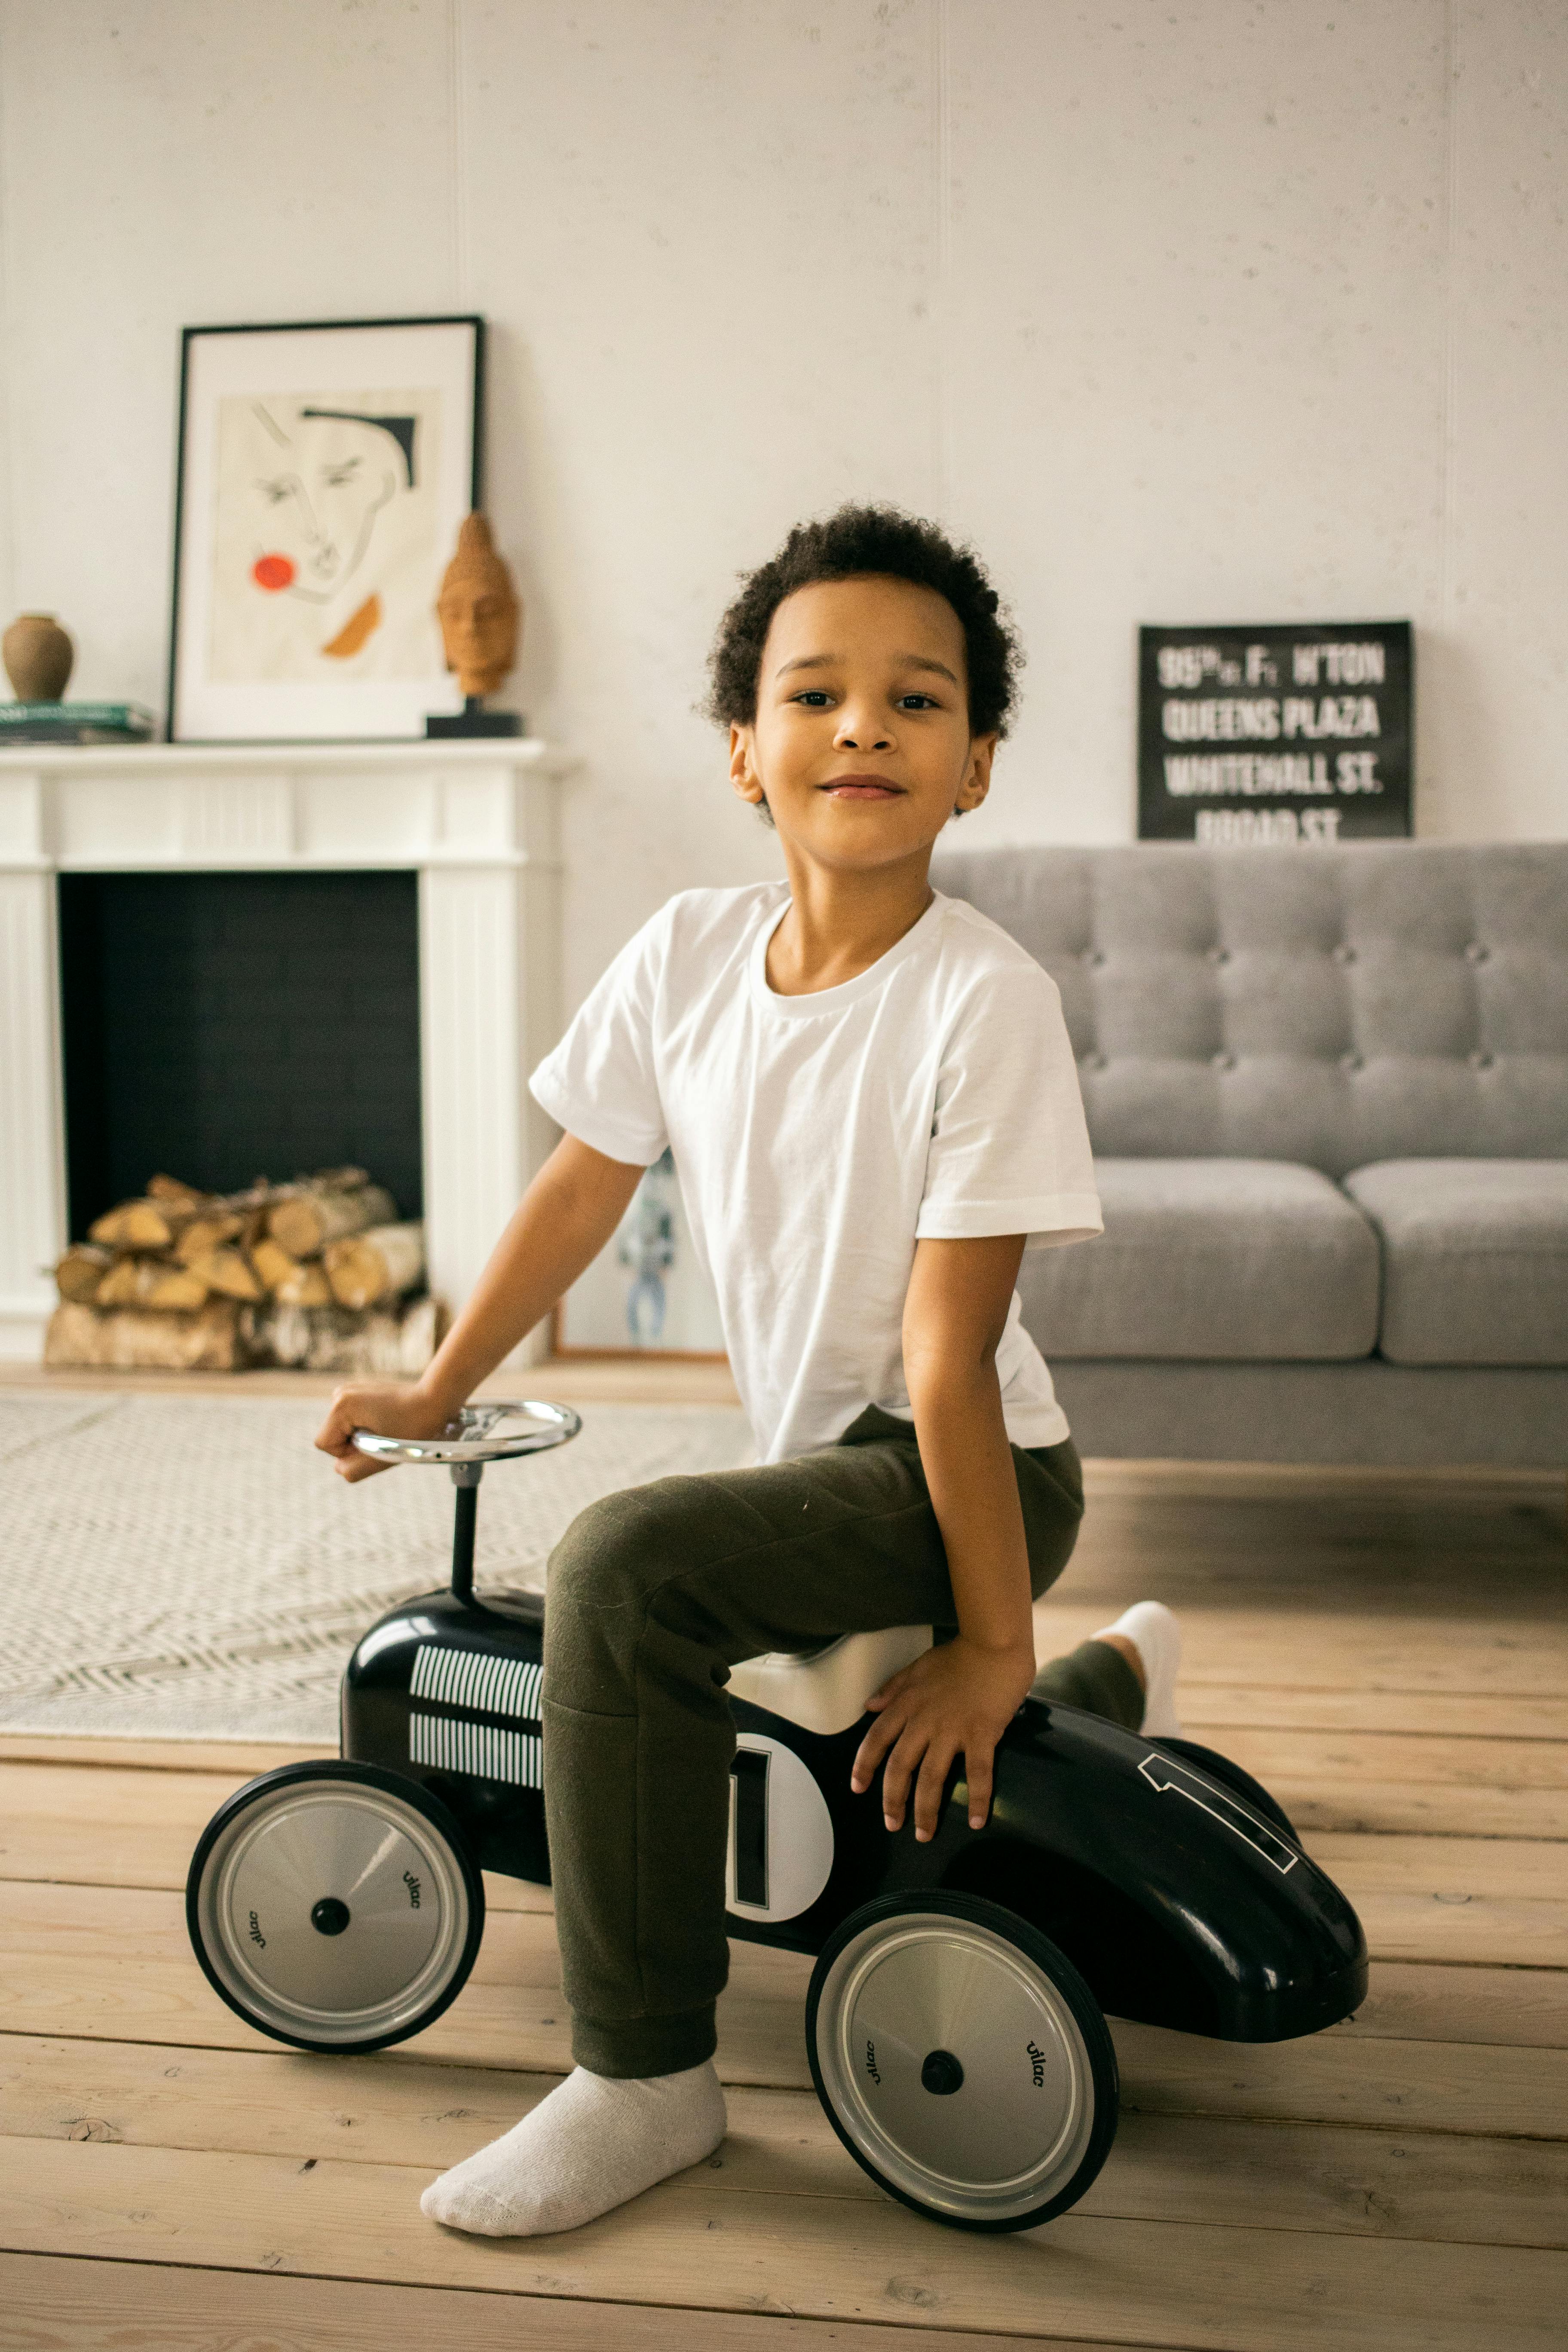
[{"left": 3, "top": 612, "right": 74, "bottom": 703}]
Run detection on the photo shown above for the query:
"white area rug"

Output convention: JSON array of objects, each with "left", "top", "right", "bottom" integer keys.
[{"left": 0, "top": 1393, "right": 753, "bottom": 1742}]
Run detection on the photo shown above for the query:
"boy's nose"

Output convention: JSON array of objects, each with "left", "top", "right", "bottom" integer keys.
[{"left": 834, "top": 714, "right": 893, "bottom": 750}]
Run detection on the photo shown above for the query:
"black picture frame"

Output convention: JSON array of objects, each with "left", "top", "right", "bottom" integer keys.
[
  {"left": 167, "top": 313, "right": 485, "bottom": 744},
  {"left": 1137, "top": 619, "right": 1414, "bottom": 845}
]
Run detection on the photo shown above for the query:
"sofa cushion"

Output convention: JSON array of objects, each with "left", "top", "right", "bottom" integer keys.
[
  {"left": 934, "top": 842, "right": 1568, "bottom": 1179},
  {"left": 1343, "top": 1160, "right": 1568, "bottom": 1366},
  {"left": 1019, "top": 1159, "right": 1381, "bottom": 1362}
]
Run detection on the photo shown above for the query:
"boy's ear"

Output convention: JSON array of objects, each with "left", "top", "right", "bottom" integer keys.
[
  {"left": 729, "top": 723, "right": 766, "bottom": 808},
  {"left": 954, "top": 732, "right": 998, "bottom": 816}
]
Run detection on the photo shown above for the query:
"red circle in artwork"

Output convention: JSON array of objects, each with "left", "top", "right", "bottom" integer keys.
[{"left": 252, "top": 553, "right": 295, "bottom": 591}]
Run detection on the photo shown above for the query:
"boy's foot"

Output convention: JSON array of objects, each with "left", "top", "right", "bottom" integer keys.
[
  {"left": 420, "top": 2060, "right": 726, "bottom": 2237},
  {"left": 1093, "top": 1600, "right": 1182, "bottom": 1737}
]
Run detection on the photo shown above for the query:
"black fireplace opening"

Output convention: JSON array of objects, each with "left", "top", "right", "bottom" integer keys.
[{"left": 58, "top": 870, "right": 423, "bottom": 1240}]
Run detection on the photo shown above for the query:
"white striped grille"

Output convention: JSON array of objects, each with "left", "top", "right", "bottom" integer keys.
[
  {"left": 410, "top": 1710, "right": 543, "bottom": 1788},
  {"left": 410, "top": 1642, "right": 543, "bottom": 1722}
]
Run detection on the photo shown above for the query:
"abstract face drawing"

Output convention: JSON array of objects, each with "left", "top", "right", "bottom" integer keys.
[
  {"left": 207, "top": 388, "right": 444, "bottom": 683},
  {"left": 247, "top": 405, "right": 416, "bottom": 604}
]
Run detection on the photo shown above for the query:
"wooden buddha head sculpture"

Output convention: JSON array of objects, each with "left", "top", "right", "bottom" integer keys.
[{"left": 436, "top": 513, "right": 520, "bottom": 699}]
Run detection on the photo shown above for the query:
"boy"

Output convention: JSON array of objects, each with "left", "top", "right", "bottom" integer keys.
[{"left": 315, "top": 505, "right": 1180, "bottom": 2237}]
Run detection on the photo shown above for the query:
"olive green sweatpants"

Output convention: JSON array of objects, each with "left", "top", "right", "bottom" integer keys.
[{"left": 540, "top": 1405, "right": 1142, "bottom": 2078}]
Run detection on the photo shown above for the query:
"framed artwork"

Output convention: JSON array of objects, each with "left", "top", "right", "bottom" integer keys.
[
  {"left": 553, "top": 1151, "right": 728, "bottom": 1360},
  {"left": 168, "top": 314, "right": 484, "bottom": 742}
]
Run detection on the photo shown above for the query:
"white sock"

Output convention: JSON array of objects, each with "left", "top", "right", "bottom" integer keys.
[
  {"left": 420, "top": 2060, "right": 726, "bottom": 2238},
  {"left": 1094, "top": 1599, "right": 1183, "bottom": 1737}
]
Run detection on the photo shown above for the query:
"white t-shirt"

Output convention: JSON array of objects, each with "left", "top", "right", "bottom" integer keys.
[{"left": 530, "top": 882, "right": 1101, "bottom": 1464}]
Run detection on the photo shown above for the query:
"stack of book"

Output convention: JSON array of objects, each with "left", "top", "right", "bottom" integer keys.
[{"left": 0, "top": 701, "right": 156, "bottom": 744}]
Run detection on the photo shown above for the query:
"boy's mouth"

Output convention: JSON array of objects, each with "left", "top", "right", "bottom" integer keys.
[{"left": 819, "top": 773, "right": 906, "bottom": 800}]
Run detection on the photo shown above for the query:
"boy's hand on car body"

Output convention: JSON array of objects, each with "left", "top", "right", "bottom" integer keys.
[
  {"left": 313, "top": 1381, "right": 455, "bottom": 1482},
  {"left": 852, "top": 1632, "right": 1038, "bottom": 1841}
]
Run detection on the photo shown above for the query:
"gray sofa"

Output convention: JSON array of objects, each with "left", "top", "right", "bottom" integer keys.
[{"left": 933, "top": 842, "right": 1568, "bottom": 1467}]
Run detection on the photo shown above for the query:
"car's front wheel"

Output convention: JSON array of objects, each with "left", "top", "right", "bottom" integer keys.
[{"left": 186, "top": 1759, "right": 484, "bottom": 2054}]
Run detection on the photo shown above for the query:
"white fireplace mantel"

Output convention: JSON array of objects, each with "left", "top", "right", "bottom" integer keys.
[{"left": 0, "top": 739, "right": 573, "bottom": 1361}]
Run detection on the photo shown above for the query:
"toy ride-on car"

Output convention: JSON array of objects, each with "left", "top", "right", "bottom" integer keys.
[{"left": 188, "top": 1403, "right": 1368, "bottom": 2234}]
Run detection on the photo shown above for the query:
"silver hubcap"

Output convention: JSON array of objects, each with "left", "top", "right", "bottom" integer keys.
[
  {"left": 196, "top": 1781, "right": 471, "bottom": 2045},
  {"left": 815, "top": 1911, "right": 1097, "bottom": 2222}
]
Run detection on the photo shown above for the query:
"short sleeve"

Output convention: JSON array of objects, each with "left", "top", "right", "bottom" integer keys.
[
  {"left": 915, "top": 959, "right": 1102, "bottom": 1251},
  {"left": 529, "top": 906, "right": 671, "bottom": 1167}
]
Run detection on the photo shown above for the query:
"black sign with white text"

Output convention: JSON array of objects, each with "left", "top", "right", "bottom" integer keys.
[{"left": 1138, "top": 621, "right": 1412, "bottom": 845}]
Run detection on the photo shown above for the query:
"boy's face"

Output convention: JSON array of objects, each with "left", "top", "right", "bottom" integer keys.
[{"left": 730, "top": 575, "right": 995, "bottom": 871}]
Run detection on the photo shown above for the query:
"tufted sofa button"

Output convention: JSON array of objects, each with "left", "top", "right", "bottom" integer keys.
[
  {"left": 1468, "top": 1050, "right": 1495, "bottom": 1071},
  {"left": 1339, "top": 1051, "right": 1364, "bottom": 1073},
  {"left": 1082, "top": 948, "right": 1106, "bottom": 968},
  {"left": 1332, "top": 943, "right": 1357, "bottom": 965},
  {"left": 1207, "top": 946, "right": 1231, "bottom": 966},
  {"left": 1211, "top": 1051, "right": 1236, "bottom": 1072},
  {"left": 1465, "top": 942, "right": 1491, "bottom": 966},
  {"left": 1079, "top": 1050, "right": 1108, "bottom": 1072}
]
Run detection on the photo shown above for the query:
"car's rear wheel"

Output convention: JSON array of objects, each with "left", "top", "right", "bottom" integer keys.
[
  {"left": 186, "top": 1760, "right": 483, "bottom": 2054},
  {"left": 806, "top": 1890, "right": 1119, "bottom": 2231}
]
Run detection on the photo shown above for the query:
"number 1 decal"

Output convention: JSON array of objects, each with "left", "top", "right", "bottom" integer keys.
[{"left": 1139, "top": 1753, "right": 1299, "bottom": 1875}]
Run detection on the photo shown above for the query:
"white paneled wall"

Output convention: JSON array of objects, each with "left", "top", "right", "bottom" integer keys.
[{"left": 0, "top": 0, "right": 1562, "bottom": 1014}]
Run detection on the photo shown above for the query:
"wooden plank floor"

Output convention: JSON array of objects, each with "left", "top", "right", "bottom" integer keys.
[{"left": 1, "top": 1451, "right": 1564, "bottom": 2349}]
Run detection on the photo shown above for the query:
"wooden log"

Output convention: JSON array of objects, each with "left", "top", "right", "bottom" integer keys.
[
  {"left": 248, "top": 1237, "right": 303, "bottom": 1297},
  {"left": 239, "top": 1202, "right": 273, "bottom": 1253},
  {"left": 93, "top": 1177, "right": 289, "bottom": 1256},
  {"left": 87, "top": 1199, "right": 178, "bottom": 1251},
  {"left": 142, "top": 1262, "right": 210, "bottom": 1313},
  {"left": 222, "top": 1178, "right": 285, "bottom": 1247},
  {"left": 53, "top": 1244, "right": 113, "bottom": 1305},
  {"left": 145, "top": 1173, "right": 211, "bottom": 1211},
  {"left": 254, "top": 1294, "right": 441, "bottom": 1375},
  {"left": 268, "top": 1177, "right": 396, "bottom": 1259},
  {"left": 183, "top": 1246, "right": 263, "bottom": 1303},
  {"left": 174, "top": 1213, "right": 243, "bottom": 1266},
  {"left": 93, "top": 1256, "right": 139, "bottom": 1305},
  {"left": 323, "top": 1221, "right": 425, "bottom": 1311},
  {"left": 273, "top": 1259, "right": 333, "bottom": 1309},
  {"left": 43, "top": 1300, "right": 245, "bottom": 1372},
  {"left": 303, "top": 1162, "right": 369, "bottom": 1188},
  {"left": 89, "top": 1177, "right": 221, "bottom": 1252},
  {"left": 94, "top": 1257, "right": 209, "bottom": 1313}
]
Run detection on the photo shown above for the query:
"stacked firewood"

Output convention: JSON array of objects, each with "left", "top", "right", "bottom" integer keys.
[{"left": 46, "top": 1169, "right": 442, "bottom": 1374}]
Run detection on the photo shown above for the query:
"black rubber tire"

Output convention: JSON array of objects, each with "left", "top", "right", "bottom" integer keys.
[
  {"left": 186, "top": 1758, "right": 485, "bottom": 2054},
  {"left": 1149, "top": 1736, "right": 1302, "bottom": 1844},
  {"left": 806, "top": 1889, "right": 1120, "bottom": 2232}
]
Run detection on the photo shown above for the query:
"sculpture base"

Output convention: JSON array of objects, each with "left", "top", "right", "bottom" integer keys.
[{"left": 426, "top": 702, "right": 524, "bottom": 738}]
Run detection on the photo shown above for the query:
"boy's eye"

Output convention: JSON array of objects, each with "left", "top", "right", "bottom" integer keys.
[
  {"left": 899, "top": 694, "right": 940, "bottom": 710},
  {"left": 792, "top": 690, "right": 832, "bottom": 708}
]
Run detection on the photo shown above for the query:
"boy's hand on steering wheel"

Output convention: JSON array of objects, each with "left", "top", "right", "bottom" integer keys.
[
  {"left": 313, "top": 1381, "right": 456, "bottom": 1483},
  {"left": 851, "top": 1632, "right": 1038, "bottom": 1842}
]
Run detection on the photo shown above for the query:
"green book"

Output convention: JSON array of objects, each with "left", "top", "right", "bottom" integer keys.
[{"left": 0, "top": 701, "right": 156, "bottom": 742}]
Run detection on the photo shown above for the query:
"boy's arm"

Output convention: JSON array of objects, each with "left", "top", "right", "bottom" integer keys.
[
  {"left": 850, "top": 1233, "right": 1037, "bottom": 1839},
  {"left": 314, "top": 1134, "right": 645, "bottom": 1480}
]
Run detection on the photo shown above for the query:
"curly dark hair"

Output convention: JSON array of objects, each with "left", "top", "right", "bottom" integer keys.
[{"left": 706, "top": 503, "right": 1021, "bottom": 740}]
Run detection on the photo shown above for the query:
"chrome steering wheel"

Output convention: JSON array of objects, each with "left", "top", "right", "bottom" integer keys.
[{"left": 351, "top": 1400, "right": 581, "bottom": 1469}]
